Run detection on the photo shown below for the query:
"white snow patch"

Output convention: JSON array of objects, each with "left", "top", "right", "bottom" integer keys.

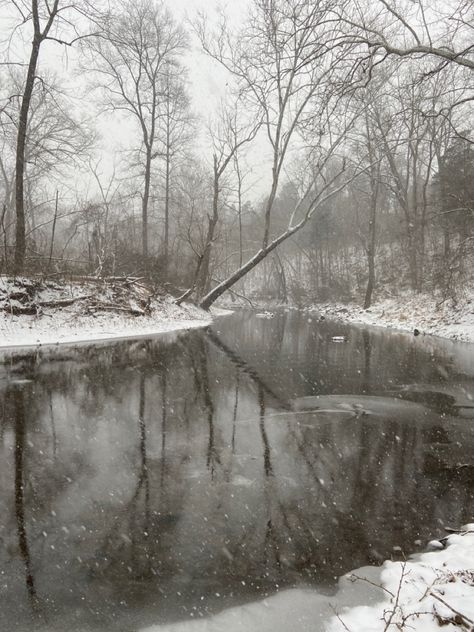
[
  {"left": 328, "top": 530, "right": 474, "bottom": 632},
  {"left": 0, "top": 277, "right": 217, "bottom": 349},
  {"left": 0, "top": 303, "right": 211, "bottom": 349}
]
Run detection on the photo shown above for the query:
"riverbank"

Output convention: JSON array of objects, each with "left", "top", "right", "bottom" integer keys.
[
  {"left": 0, "top": 276, "right": 213, "bottom": 349},
  {"left": 307, "top": 290, "right": 474, "bottom": 343},
  {"left": 328, "top": 527, "right": 474, "bottom": 632},
  {"left": 220, "top": 288, "right": 474, "bottom": 343}
]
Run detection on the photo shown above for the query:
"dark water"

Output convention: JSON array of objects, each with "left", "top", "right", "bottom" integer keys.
[{"left": 1, "top": 310, "right": 474, "bottom": 631}]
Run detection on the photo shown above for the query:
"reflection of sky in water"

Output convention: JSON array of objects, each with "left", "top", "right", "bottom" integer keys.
[{"left": 1, "top": 310, "right": 474, "bottom": 631}]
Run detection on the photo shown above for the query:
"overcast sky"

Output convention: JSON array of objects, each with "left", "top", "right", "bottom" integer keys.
[{"left": 0, "top": 0, "right": 270, "bottom": 204}]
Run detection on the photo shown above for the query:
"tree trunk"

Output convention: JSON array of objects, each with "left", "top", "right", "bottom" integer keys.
[
  {"left": 200, "top": 223, "right": 301, "bottom": 310},
  {"left": 363, "top": 113, "right": 379, "bottom": 310},
  {"left": 195, "top": 156, "right": 219, "bottom": 298},
  {"left": 411, "top": 152, "right": 421, "bottom": 292},
  {"left": 407, "top": 231, "right": 418, "bottom": 291},
  {"left": 142, "top": 147, "right": 152, "bottom": 263},
  {"left": 235, "top": 156, "right": 243, "bottom": 268},
  {"left": 163, "top": 139, "right": 170, "bottom": 281},
  {"left": 198, "top": 159, "right": 351, "bottom": 310},
  {"left": 262, "top": 172, "right": 278, "bottom": 248},
  {"left": 163, "top": 88, "right": 171, "bottom": 281},
  {"left": 274, "top": 252, "right": 288, "bottom": 304},
  {"left": 48, "top": 189, "right": 59, "bottom": 269},
  {"left": 14, "top": 37, "right": 41, "bottom": 274},
  {"left": 364, "top": 223, "right": 376, "bottom": 309}
]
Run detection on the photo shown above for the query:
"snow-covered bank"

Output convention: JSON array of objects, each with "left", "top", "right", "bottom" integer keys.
[
  {"left": 308, "top": 290, "right": 474, "bottom": 343},
  {"left": 0, "top": 276, "right": 214, "bottom": 349},
  {"left": 328, "top": 527, "right": 474, "bottom": 632}
]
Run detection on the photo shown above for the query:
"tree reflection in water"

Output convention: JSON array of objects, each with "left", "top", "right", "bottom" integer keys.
[
  {"left": 13, "top": 385, "right": 38, "bottom": 609},
  {"left": 0, "top": 312, "right": 473, "bottom": 631}
]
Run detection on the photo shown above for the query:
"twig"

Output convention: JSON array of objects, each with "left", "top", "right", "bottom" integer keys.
[
  {"left": 349, "top": 573, "right": 395, "bottom": 599},
  {"left": 86, "top": 303, "right": 146, "bottom": 316},
  {"left": 39, "top": 295, "right": 93, "bottom": 308},
  {"left": 430, "top": 591, "right": 474, "bottom": 627},
  {"left": 383, "top": 562, "right": 408, "bottom": 631},
  {"left": 329, "top": 604, "right": 352, "bottom": 632},
  {"left": 175, "top": 286, "right": 195, "bottom": 306},
  {"left": 226, "top": 286, "right": 256, "bottom": 308}
]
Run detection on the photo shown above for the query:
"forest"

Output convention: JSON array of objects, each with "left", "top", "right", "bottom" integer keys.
[{"left": 0, "top": 0, "right": 473, "bottom": 310}]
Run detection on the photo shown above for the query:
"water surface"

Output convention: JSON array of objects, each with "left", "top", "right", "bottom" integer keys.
[{"left": 1, "top": 310, "right": 474, "bottom": 631}]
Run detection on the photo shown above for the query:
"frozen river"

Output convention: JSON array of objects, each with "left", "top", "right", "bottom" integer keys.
[{"left": 1, "top": 310, "right": 474, "bottom": 631}]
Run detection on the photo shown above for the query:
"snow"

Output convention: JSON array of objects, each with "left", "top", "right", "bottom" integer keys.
[
  {"left": 256, "top": 311, "right": 275, "bottom": 319},
  {"left": 309, "top": 290, "right": 474, "bottom": 343},
  {"left": 0, "top": 309, "right": 209, "bottom": 349},
  {"left": 328, "top": 528, "right": 474, "bottom": 632},
  {"left": 0, "top": 277, "right": 214, "bottom": 349}
]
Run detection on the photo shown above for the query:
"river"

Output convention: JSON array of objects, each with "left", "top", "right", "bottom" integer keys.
[{"left": 1, "top": 309, "right": 474, "bottom": 631}]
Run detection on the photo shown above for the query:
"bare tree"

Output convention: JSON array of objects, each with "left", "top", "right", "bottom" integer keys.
[
  {"left": 0, "top": 65, "right": 93, "bottom": 269},
  {"left": 200, "top": 136, "right": 360, "bottom": 309},
  {"left": 85, "top": 0, "right": 186, "bottom": 265},
  {"left": 193, "top": 0, "right": 360, "bottom": 308},
  {"left": 356, "top": 103, "right": 382, "bottom": 309},
  {"left": 1, "top": 0, "right": 99, "bottom": 273},
  {"left": 157, "top": 64, "right": 194, "bottom": 280},
  {"left": 86, "top": 158, "right": 121, "bottom": 275},
  {"left": 369, "top": 70, "right": 446, "bottom": 292},
  {"left": 194, "top": 101, "right": 260, "bottom": 300},
  {"left": 339, "top": 0, "right": 474, "bottom": 72}
]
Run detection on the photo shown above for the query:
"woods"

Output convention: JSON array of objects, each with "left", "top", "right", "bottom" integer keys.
[{"left": 0, "top": 0, "right": 472, "bottom": 309}]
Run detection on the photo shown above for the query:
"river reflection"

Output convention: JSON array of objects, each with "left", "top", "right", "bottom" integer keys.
[{"left": 1, "top": 310, "right": 474, "bottom": 631}]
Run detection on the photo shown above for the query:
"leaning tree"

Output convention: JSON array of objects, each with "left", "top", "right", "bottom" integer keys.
[{"left": 193, "top": 0, "right": 364, "bottom": 309}]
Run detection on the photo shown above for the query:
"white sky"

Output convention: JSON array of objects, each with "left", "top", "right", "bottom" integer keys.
[{"left": 0, "top": 0, "right": 271, "bottom": 205}]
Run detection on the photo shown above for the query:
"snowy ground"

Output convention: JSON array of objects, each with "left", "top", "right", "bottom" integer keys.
[
  {"left": 308, "top": 290, "right": 474, "bottom": 343},
  {"left": 328, "top": 527, "right": 474, "bottom": 632},
  {"left": 0, "top": 276, "right": 214, "bottom": 349}
]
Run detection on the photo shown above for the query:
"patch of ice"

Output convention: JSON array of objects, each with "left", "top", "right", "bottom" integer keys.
[
  {"left": 292, "top": 395, "right": 428, "bottom": 419},
  {"left": 231, "top": 475, "right": 254, "bottom": 487},
  {"left": 140, "top": 566, "right": 384, "bottom": 632}
]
